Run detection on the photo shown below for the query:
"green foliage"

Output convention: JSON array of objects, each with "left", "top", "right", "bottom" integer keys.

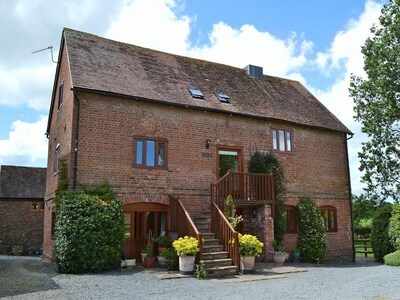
[
  {"left": 388, "top": 204, "right": 400, "bottom": 250},
  {"left": 297, "top": 196, "right": 327, "bottom": 263},
  {"left": 272, "top": 240, "right": 287, "bottom": 254},
  {"left": 352, "top": 194, "right": 376, "bottom": 221},
  {"left": 54, "top": 158, "right": 69, "bottom": 213},
  {"left": 384, "top": 250, "right": 400, "bottom": 266},
  {"left": 238, "top": 234, "right": 264, "bottom": 256},
  {"left": 354, "top": 218, "right": 373, "bottom": 237},
  {"left": 54, "top": 187, "right": 124, "bottom": 273},
  {"left": 160, "top": 248, "right": 178, "bottom": 261},
  {"left": 156, "top": 235, "right": 172, "bottom": 247},
  {"left": 349, "top": 0, "right": 400, "bottom": 204},
  {"left": 195, "top": 260, "right": 208, "bottom": 279},
  {"left": 172, "top": 236, "right": 199, "bottom": 256},
  {"left": 223, "top": 195, "right": 243, "bottom": 230},
  {"left": 371, "top": 204, "right": 396, "bottom": 262},
  {"left": 249, "top": 151, "right": 286, "bottom": 246}
]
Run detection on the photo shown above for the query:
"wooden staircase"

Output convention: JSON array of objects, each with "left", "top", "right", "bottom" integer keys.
[{"left": 194, "top": 213, "right": 237, "bottom": 277}]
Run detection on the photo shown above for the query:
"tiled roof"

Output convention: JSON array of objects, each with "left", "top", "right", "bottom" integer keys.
[
  {"left": 0, "top": 166, "right": 46, "bottom": 199},
  {"left": 63, "top": 28, "right": 351, "bottom": 134}
]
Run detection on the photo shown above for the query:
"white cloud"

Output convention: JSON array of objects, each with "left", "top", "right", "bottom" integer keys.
[
  {"left": 106, "top": 0, "right": 191, "bottom": 55},
  {"left": 0, "top": 116, "right": 48, "bottom": 166}
]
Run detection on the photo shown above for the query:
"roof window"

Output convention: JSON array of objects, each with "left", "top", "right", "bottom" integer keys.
[
  {"left": 188, "top": 88, "right": 204, "bottom": 99},
  {"left": 215, "top": 92, "right": 231, "bottom": 104}
]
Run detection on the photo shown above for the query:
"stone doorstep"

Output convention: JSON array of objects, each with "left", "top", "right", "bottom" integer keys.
[{"left": 146, "top": 263, "right": 307, "bottom": 281}]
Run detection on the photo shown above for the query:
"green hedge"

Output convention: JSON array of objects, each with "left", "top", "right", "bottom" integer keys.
[
  {"left": 384, "top": 250, "right": 400, "bottom": 266},
  {"left": 54, "top": 189, "right": 124, "bottom": 273},
  {"left": 297, "top": 196, "right": 327, "bottom": 263},
  {"left": 371, "top": 204, "right": 396, "bottom": 262},
  {"left": 388, "top": 204, "right": 400, "bottom": 250}
]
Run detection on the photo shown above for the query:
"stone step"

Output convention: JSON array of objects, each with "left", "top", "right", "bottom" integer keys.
[
  {"left": 196, "top": 224, "right": 210, "bottom": 231},
  {"left": 203, "top": 245, "right": 224, "bottom": 253},
  {"left": 205, "top": 265, "right": 238, "bottom": 277},
  {"left": 201, "top": 233, "right": 216, "bottom": 239},
  {"left": 194, "top": 216, "right": 211, "bottom": 222},
  {"left": 202, "top": 251, "right": 229, "bottom": 260},
  {"left": 203, "top": 238, "right": 219, "bottom": 246},
  {"left": 203, "top": 258, "right": 233, "bottom": 268}
]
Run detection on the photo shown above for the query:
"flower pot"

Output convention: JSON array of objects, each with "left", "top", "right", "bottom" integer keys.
[
  {"left": 144, "top": 257, "right": 156, "bottom": 268},
  {"left": 141, "top": 253, "right": 146, "bottom": 263},
  {"left": 292, "top": 252, "right": 300, "bottom": 263},
  {"left": 273, "top": 252, "right": 288, "bottom": 264},
  {"left": 179, "top": 256, "right": 195, "bottom": 275},
  {"left": 240, "top": 256, "right": 256, "bottom": 274},
  {"left": 157, "top": 256, "right": 166, "bottom": 266},
  {"left": 125, "top": 259, "right": 136, "bottom": 267}
]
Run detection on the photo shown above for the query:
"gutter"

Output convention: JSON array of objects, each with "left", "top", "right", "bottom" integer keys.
[
  {"left": 72, "top": 90, "right": 80, "bottom": 190},
  {"left": 345, "top": 133, "right": 355, "bottom": 262}
]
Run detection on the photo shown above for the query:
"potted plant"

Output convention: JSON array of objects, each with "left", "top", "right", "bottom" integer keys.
[
  {"left": 143, "top": 242, "right": 156, "bottom": 268},
  {"left": 172, "top": 236, "right": 199, "bottom": 275},
  {"left": 161, "top": 248, "right": 178, "bottom": 270},
  {"left": 292, "top": 247, "right": 301, "bottom": 263},
  {"left": 156, "top": 235, "right": 172, "bottom": 255},
  {"left": 272, "top": 240, "right": 289, "bottom": 264},
  {"left": 238, "top": 234, "right": 264, "bottom": 274}
]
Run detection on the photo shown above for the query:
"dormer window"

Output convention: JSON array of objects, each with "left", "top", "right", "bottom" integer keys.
[
  {"left": 188, "top": 88, "right": 204, "bottom": 99},
  {"left": 215, "top": 92, "right": 231, "bottom": 104}
]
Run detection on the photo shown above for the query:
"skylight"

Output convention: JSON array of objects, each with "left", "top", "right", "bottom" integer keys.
[
  {"left": 188, "top": 88, "right": 204, "bottom": 99},
  {"left": 215, "top": 92, "right": 231, "bottom": 104}
]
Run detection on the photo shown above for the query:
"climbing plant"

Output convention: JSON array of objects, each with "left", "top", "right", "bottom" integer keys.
[
  {"left": 249, "top": 151, "right": 286, "bottom": 246},
  {"left": 54, "top": 158, "right": 69, "bottom": 213}
]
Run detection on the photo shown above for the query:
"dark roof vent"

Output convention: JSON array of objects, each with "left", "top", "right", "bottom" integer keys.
[
  {"left": 188, "top": 88, "right": 204, "bottom": 99},
  {"left": 244, "top": 65, "right": 263, "bottom": 79}
]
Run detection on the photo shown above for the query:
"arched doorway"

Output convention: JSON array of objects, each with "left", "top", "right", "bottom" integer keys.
[{"left": 123, "top": 202, "right": 169, "bottom": 261}]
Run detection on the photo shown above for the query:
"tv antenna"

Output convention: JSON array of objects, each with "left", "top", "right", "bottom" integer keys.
[{"left": 31, "top": 46, "right": 57, "bottom": 63}]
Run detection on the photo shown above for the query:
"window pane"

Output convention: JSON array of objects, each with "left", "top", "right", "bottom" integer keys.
[
  {"left": 272, "top": 130, "right": 277, "bottom": 150},
  {"left": 286, "top": 132, "right": 292, "bottom": 152},
  {"left": 146, "top": 140, "right": 155, "bottom": 166},
  {"left": 158, "top": 143, "right": 165, "bottom": 166},
  {"left": 324, "top": 211, "right": 329, "bottom": 230},
  {"left": 136, "top": 140, "right": 143, "bottom": 164},
  {"left": 124, "top": 214, "right": 131, "bottom": 238},
  {"left": 330, "top": 211, "right": 335, "bottom": 230},
  {"left": 279, "top": 130, "right": 285, "bottom": 151},
  {"left": 290, "top": 211, "right": 295, "bottom": 231}
]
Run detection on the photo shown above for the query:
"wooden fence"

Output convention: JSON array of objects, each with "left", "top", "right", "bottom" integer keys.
[{"left": 355, "top": 238, "right": 373, "bottom": 257}]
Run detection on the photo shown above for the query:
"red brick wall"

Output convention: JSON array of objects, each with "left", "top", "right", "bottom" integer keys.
[{"left": 0, "top": 200, "right": 44, "bottom": 254}]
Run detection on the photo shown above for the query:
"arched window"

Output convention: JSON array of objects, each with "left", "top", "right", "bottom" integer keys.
[
  {"left": 284, "top": 205, "right": 298, "bottom": 233},
  {"left": 320, "top": 206, "right": 337, "bottom": 232}
]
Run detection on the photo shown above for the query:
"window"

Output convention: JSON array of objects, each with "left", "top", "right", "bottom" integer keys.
[
  {"left": 188, "top": 88, "right": 204, "bottom": 99},
  {"left": 272, "top": 129, "right": 292, "bottom": 152},
  {"left": 215, "top": 92, "right": 231, "bottom": 104},
  {"left": 30, "top": 201, "right": 44, "bottom": 212},
  {"left": 320, "top": 206, "right": 337, "bottom": 232},
  {"left": 54, "top": 143, "right": 60, "bottom": 174},
  {"left": 284, "top": 205, "right": 298, "bottom": 233},
  {"left": 58, "top": 81, "right": 64, "bottom": 110},
  {"left": 134, "top": 137, "right": 167, "bottom": 168}
]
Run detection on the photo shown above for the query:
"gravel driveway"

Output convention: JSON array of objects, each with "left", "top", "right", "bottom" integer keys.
[{"left": 1, "top": 255, "right": 400, "bottom": 300}]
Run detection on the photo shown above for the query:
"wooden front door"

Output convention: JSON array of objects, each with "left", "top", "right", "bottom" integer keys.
[{"left": 123, "top": 203, "right": 169, "bottom": 261}]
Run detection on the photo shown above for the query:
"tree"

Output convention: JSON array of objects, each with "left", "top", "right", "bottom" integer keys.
[{"left": 349, "top": 0, "right": 400, "bottom": 204}]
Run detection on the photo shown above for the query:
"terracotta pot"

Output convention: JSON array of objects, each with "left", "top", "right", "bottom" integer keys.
[
  {"left": 273, "top": 252, "right": 288, "bottom": 264},
  {"left": 144, "top": 257, "right": 156, "bottom": 268},
  {"left": 240, "top": 256, "right": 255, "bottom": 274},
  {"left": 179, "top": 256, "right": 195, "bottom": 275}
]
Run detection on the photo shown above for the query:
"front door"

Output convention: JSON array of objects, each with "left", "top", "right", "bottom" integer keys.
[
  {"left": 123, "top": 203, "right": 169, "bottom": 261},
  {"left": 218, "top": 148, "right": 242, "bottom": 178}
]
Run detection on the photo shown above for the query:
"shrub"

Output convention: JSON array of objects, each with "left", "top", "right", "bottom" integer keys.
[
  {"left": 383, "top": 250, "right": 400, "bottom": 266},
  {"left": 223, "top": 195, "right": 243, "bottom": 230},
  {"left": 156, "top": 235, "right": 172, "bottom": 247},
  {"left": 249, "top": 151, "right": 286, "bottom": 246},
  {"left": 354, "top": 218, "right": 372, "bottom": 238},
  {"left": 238, "top": 234, "right": 264, "bottom": 256},
  {"left": 297, "top": 196, "right": 327, "bottom": 263},
  {"left": 54, "top": 187, "right": 124, "bottom": 273},
  {"left": 388, "top": 204, "right": 400, "bottom": 250},
  {"left": 371, "top": 204, "right": 396, "bottom": 262},
  {"left": 172, "top": 236, "right": 199, "bottom": 256}
]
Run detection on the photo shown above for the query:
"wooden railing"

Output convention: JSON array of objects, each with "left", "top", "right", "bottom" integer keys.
[
  {"left": 169, "top": 195, "right": 203, "bottom": 261},
  {"left": 211, "top": 202, "right": 239, "bottom": 273},
  {"left": 355, "top": 238, "right": 373, "bottom": 258},
  {"left": 211, "top": 171, "right": 275, "bottom": 216}
]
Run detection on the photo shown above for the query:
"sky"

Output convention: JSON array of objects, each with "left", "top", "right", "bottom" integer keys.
[{"left": 0, "top": 0, "right": 388, "bottom": 195}]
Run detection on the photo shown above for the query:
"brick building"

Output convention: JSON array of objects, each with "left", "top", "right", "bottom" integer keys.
[
  {"left": 0, "top": 165, "right": 46, "bottom": 255},
  {"left": 43, "top": 28, "right": 354, "bottom": 266}
]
